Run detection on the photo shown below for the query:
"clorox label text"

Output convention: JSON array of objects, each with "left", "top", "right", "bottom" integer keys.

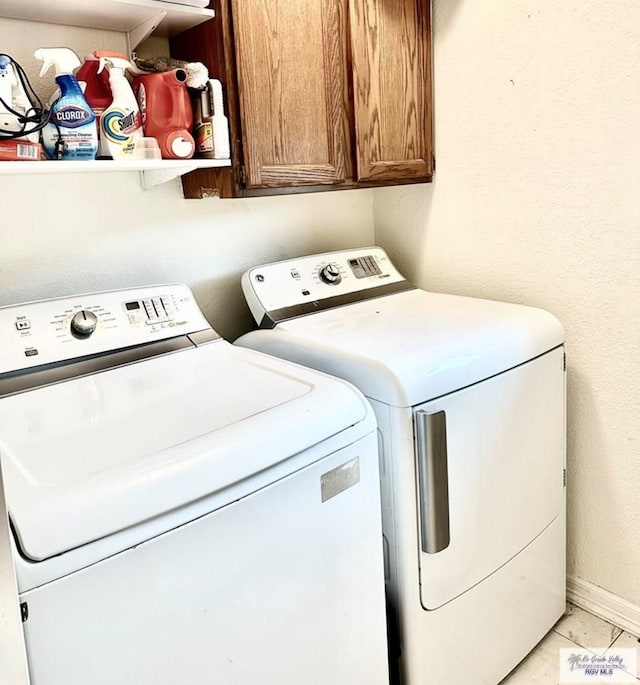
[{"left": 54, "top": 106, "right": 92, "bottom": 128}]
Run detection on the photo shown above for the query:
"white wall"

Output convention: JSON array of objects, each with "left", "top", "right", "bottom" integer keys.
[
  {"left": 1, "top": 175, "right": 373, "bottom": 339},
  {"left": 374, "top": 1, "right": 640, "bottom": 605},
  {"left": 0, "top": 19, "right": 374, "bottom": 340}
]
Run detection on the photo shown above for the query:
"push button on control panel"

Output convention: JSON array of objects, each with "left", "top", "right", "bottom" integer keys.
[
  {"left": 348, "top": 256, "right": 382, "bottom": 279},
  {"left": 126, "top": 295, "right": 175, "bottom": 326},
  {"left": 142, "top": 297, "right": 172, "bottom": 324},
  {"left": 15, "top": 319, "right": 31, "bottom": 331}
]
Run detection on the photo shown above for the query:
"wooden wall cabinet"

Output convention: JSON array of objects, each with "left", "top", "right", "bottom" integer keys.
[{"left": 171, "top": 0, "right": 433, "bottom": 199}]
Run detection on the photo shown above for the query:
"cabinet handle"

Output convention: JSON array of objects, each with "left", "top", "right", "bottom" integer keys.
[{"left": 415, "top": 410, "right": 450, "bottom": 554}]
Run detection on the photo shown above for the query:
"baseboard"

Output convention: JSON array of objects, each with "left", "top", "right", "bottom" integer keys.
[{"left": 567, "top": 575, "right": 640, "bottom": 637}]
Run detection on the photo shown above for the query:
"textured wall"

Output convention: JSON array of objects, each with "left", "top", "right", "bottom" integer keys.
[
  {"left": 0, "top": 19, "right": 374, "bottom": 341},
  {"left": 374, "top": 0, "right": 640, "bottom": 604},
  {"left": 0, "top": 174, "right": 373, "bottom": 340}
]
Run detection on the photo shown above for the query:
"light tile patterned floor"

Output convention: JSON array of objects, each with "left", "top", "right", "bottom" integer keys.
[{"left": 501, "top": 604, "right": 640, "bottom": 684}]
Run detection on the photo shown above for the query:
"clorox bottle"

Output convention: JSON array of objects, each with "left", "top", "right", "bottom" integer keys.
[
  {"left": 34, "top": 48, "right": 98, "bottom": 160},
  {"left": 98, "top": 56, "right": 144, "bottom": 159}
]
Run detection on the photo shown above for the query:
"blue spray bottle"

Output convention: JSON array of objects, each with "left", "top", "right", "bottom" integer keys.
[{"left": 34, "top": 48, "right": 98, "bottom": 160}]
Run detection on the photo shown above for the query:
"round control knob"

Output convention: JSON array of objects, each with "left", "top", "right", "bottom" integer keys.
[
  {"left": 319, "top": 263, "right": 342, "bottom": 285},
  {"left": 70, "top": 310, "right": 98, "bottom": 338}
]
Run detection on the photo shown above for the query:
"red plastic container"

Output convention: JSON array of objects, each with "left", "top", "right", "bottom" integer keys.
[
  {"left": 133, "top": 69, "right": 195, "bottom": 160},
  {"left": 76, "top": 51, "right": 130, "bottom": 121}
]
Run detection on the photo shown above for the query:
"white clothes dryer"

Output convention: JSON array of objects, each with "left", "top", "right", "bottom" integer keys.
[
  {"left": 236, "top": 247, "right": 567, "bottom": 685},
  {"left": 0, "top": 284, "right": 388, "bottom": 685}
]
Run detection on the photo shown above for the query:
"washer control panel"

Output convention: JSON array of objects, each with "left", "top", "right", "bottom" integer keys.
[
  {"left": 0, "top": 284, "right": 212, "bottom": 375},
  {"left": 242, "top": 246, "right": 407, "bottom": 324}
]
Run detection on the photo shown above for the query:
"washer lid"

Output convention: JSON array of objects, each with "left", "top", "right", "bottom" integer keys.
[
  {"left": 0, "top": 342, "right": 371, "bottom": 561},
  {"left": 236, "top": 289, "right": 565, "bottom": 407}
]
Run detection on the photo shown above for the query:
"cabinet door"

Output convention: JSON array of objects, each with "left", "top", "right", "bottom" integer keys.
[
  {"left": 349, "top": 0, "right": 433, "bottom": 182},
  {"left": 231, "top": 0, "right": 349, "bottom": 188}
]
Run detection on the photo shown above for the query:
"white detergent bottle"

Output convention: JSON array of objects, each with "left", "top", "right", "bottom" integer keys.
[
  {"left": 196, "top": 79, "right": 230, "bottom": 160},
  {"left": 209, "top": 79, "right": 230, "bottom": 159},
  {"left": 98, "top": 57, "right": 144, "bottom": 159}
]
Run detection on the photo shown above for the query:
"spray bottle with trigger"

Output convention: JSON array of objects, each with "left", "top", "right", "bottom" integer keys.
[
  {"left": 34, "top": 47, "right": 98, "bottom": 160},
  {"left": 75, "top": 50, "right": 132, "bottom": 142},
  {"left": 97, "top": 56, "right": 144, "bottom": 159}
]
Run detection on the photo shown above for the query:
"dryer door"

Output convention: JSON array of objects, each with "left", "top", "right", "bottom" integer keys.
[{"left": 414, "top": 347, "right": 565, "bottom": 610}]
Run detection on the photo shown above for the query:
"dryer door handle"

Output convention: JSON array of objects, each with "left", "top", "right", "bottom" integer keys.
[{"left": 415, "top": 410, "right": 451, "bottom": 554}]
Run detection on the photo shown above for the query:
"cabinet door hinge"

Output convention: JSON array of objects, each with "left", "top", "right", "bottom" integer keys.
[
  {"left": 237, "top": 165, "right": 247, "bottom": 187},
  {"left": 20, "top": 601, "right": 28, "bottom": 622},
  {"left": 563, "top": 468, "right": 567, "bottom": 487},
  {"left": 563, "top": 352, "right": 567, "bottom": 371}
]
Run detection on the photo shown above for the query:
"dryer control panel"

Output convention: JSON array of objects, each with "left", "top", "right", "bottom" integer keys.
[
  {"left": 242, "top": 247, "right": 412, "bottom": 328},
  {"left": 0, "top": 285, "right": 214, "bottom": 375}
]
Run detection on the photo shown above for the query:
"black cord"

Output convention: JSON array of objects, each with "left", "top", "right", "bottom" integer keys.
[{"left": 0, "top": 53, "right": 58, "bottom": 149}]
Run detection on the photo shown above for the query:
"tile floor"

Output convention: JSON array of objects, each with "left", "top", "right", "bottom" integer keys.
[{"left": 501, "top": 604, "right": 640, "bottom": 684}]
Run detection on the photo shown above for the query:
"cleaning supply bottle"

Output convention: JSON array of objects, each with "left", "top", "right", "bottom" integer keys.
[
  {"left": 76, "top": 51, "right": 131, "bottom": 139},
  {"left": 195, "top": 79, "right": 230, "bottom": 160},
  {"left": 34, "top": 48, "right": 98, "bottom": 160},
  {"left": 133, "top": 69, "right": 195, "bottom": 160},
  {"left": 98, "top": 56, "right": 144, "bottom": 159}
]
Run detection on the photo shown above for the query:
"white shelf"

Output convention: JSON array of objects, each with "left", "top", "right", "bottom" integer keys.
[
  {"left": 0, "top": 0, "right": 214, "bottom": 43},
  {"left": 0, "top": 158, "right": 230, "bottom": 189},
  {"left": 0, "top": 0, "right": 223, "bottom": 192}
]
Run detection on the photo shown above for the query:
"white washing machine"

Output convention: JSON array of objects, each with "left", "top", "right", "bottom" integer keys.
[
  {"left": 0, "top": 284, "right": 389, "bottom": 685},
  {"left": 236, "top": 247, "right": 567, "bottom": 685}
]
